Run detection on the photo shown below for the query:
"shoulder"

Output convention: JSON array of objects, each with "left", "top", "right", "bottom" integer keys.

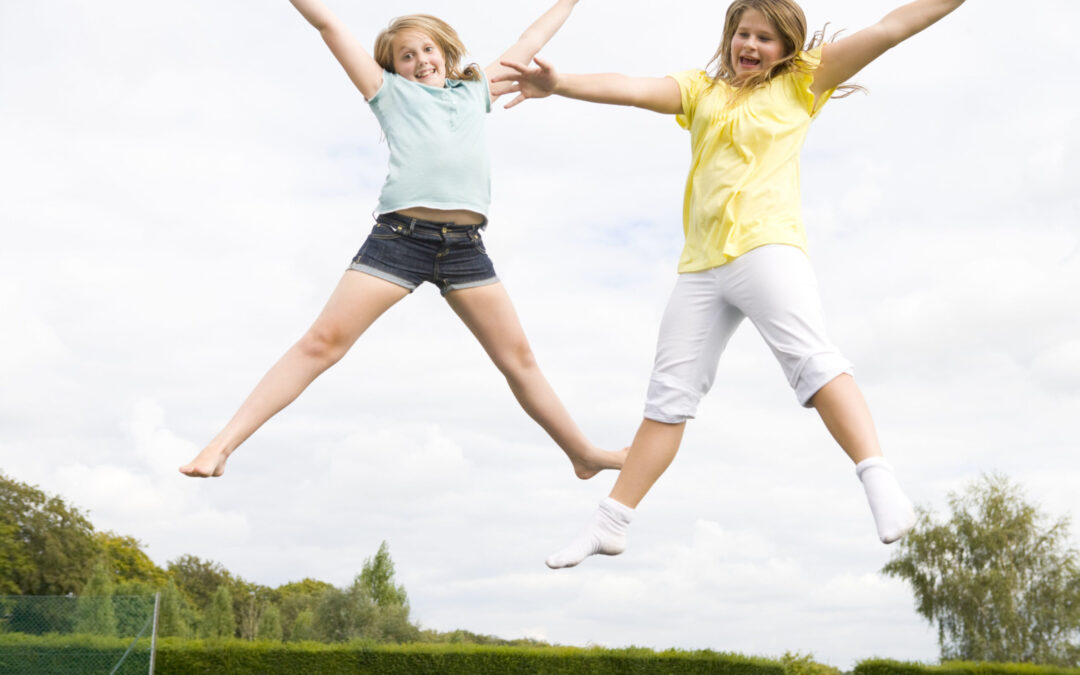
[
  {"left": 668, "top": 69, "right": 713, "bottom": 96},
  {"left": 368, "top": 69, "right": 401, "bottom": 104}
]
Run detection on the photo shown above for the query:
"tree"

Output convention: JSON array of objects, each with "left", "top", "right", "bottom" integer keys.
[
  {"left": 73, "top": 560, "right": 118, "bottom": 637},
  {"left": 883, "top": 473, "right": 1080, "bottom": 665},
  {"left": 359, "top": 541, "right": 409, "bottom": 609},
  {"left": 257, "top": 603, "right": 284, "bottom": 641},
  {"left": 0, "top": 472, "right": 98, "bottom": 595},
  {"left": 276, "top": 578, "right": 334, "bottom": 641},
  {"left": 313, "top": 586, "right": 376, "bottom": 643},
  {"left": 167, "top": 555, "right": 233, "bottom": 613},
  {"left": 157, "top": 578, "right": 195, "bottom": 638},
  {"left": 290, "top": 608, "right": 317, "bottom": 642},
  {"left": 96, "top": 532, "right": 166, "bottom": 586},
  {"left": 201, "top": 584, "right": 237, "bottom": 639}
]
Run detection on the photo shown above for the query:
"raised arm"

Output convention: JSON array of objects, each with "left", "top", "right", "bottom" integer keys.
[
  {"left": 493, "top": 57, "right": 683, "bottom": 114},
  {"left": 289, "top": 0, "right": 383, "bottom": 100},
  {"left": 485, "top": 0, "right": 581, "bottom": 99},
  {"left": 811, "top": 0, "right": 966, "bottom": 98}
]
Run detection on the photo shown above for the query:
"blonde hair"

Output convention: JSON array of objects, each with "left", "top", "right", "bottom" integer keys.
[
  {"left": 706, "top": 0, "right": 862, "bottom": 103},
  {"left": 373, "top": 14, "right": 481, "bottom": 82}
]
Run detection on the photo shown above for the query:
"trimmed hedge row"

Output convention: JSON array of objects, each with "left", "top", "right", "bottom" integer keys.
[
  {"left": 0, "top": 633, "right": 151, "bottom": 674},
  {"left": 855, "top": 659, "right": 1080, "bottom": 675},
  {"left": 154, "top": 640, "right": 787, "bottom": 674},
  {"left": 0, "top": 635, "right": 784, "bottom": 675}
]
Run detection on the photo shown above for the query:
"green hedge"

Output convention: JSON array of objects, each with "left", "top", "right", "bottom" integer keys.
[
  {"left": 155, "top": 640, "right": 786, "bottom": 674},
  {"left": 0, "top": 635, "right": 787, "bottom": 674},
  {"left": 855, "top": 659, "right": 1080, "bottom": 675},
  {"left": 0, "top": 633, "right": 151, "bottom": 674}
]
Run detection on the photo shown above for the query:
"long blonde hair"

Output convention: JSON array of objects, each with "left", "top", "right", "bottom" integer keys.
[
  {"left": 373, "top": 14, "right": 481, "bottom": 82},
  {"left": 706, "top": 0, "right": 861, "bottom": 102}
]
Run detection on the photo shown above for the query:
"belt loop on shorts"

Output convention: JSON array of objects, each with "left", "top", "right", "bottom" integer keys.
[{"left": 406, "top": 218, "right": 417, "bottom": 236}]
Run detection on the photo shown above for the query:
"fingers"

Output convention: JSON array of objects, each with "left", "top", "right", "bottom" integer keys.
[
  {"left": 503, "top": 93, "right": 526, "bottom": 110},
  {"left": 492, "top": 59, "right": 529, "bottom": 82}
]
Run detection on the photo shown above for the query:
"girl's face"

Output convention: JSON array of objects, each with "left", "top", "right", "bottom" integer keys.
[
  {"left": 391, "top": 30, "right": 447, "bottom": 88},
  {"left": 730, "top": 8, "right": 786, "bottom": 83}
]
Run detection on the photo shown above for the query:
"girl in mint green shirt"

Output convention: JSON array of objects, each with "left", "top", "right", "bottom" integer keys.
[{"left": 180, "top": 0, "right": 627, "bottom": 483}]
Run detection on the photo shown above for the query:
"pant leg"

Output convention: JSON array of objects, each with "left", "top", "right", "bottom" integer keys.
[
  {"left": 644, "top": 268, "right": 746, "bottom": 423},
  {"left": 726, "top": 245, "right": 854, "bottom": 407}
]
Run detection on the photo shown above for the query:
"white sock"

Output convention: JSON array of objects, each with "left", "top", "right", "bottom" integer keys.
[
  {"left": 545, "top": 497, "right": 634, "bottom": 569},
  {"left": 856, "top": 456, "right": 916, "bottom": 544}
]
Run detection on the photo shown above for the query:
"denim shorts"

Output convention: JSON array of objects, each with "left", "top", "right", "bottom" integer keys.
[{"left": 349, "top": 212, "right": 499, "bottom": 295}]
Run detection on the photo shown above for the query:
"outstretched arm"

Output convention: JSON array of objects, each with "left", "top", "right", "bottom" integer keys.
[
  {"left": 811, "top": 0, "right": 966, "bottom": 98},
  {"left": 485, "top": 0, "right": 581, "bottom": 100},
  {"left": 289, "top": 0, "right": 383, "bottom": 100},
  {"left": 493, "top": 57, "right": 683, "bottom": 114}
]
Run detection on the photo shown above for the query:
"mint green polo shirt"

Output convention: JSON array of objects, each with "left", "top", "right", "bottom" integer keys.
[{"left": 369, "top": 70, "right": 492, "bottom": 217}]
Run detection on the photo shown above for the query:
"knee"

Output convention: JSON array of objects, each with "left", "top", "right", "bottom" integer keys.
[
  {"left": 494, "top": 339, "right": 538, "bottom": 377},
  {"left": 297, "top": 323, "right": 351, "bottom": 365}
]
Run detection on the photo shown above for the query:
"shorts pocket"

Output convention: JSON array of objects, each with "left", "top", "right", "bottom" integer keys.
[{"left": 371, "top": 222, "right": 403, "bottom": 240}]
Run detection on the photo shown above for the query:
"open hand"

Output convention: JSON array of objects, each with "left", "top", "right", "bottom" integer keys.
[{"left": 491, "top": 57, "right": 559, "bottom": 109}]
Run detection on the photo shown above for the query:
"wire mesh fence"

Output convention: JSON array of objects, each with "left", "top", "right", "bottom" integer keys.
[{"left": 0, "top": 594, "right": 158, "bottom": 674}]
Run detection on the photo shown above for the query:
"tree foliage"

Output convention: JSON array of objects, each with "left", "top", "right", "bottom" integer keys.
[
  {"left": 883, "top": 473, "right": 1080, "bottom": 665},
  {"left": 201, "top": 585, "right": 237, "bottom": 639},
  {"left": 0, "top": 474, "right": 497, "bottom": 647},
  {"left": 0, "top": 471, "right": 98, "bottom": 595},
  {"left": 96, "top": 532, "right": 166, "bottom": 587},
  {"left": 360, "top": 541, "right": 409, "bottom": 609},
  {"left": 73, "top": 560, "right": 117, "bottom": 637}
]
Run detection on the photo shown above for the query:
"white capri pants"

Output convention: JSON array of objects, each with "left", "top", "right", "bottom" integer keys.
[{"left": 644, "top": 244, "right": 853, "bottom": 423}]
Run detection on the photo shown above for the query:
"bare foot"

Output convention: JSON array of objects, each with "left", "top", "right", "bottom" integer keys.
[
  {"left": 179, "top": 445, "right": 231, "bottom": 478},
  {"left": 571, "top": 446, "right": 629, "bottom": 480}
]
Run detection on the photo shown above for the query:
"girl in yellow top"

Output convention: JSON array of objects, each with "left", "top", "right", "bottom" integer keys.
[{"left": 495, "top": 0, "right": 967, "bottom": 568}]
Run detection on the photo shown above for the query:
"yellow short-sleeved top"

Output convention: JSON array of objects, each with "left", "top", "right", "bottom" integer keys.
[{"left": 669, "top": 47, "right": 834, "bottom": 273}]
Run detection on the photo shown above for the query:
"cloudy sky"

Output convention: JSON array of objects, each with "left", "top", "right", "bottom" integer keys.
[{"left": 2, "top": 0, "right": 1078, "bottom": 667}]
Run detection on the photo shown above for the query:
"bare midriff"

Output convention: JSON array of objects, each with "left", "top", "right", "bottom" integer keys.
[{"left": 395, "top": 206, "right": 485, "bottom": 226}]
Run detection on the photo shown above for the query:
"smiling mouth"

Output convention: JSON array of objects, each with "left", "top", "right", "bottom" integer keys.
[
  {"left": 739, "top": 56, "right": 761, "bottom": 68},
  {"left": 416, "top": 67, "right": 436, "bottom": 78}
]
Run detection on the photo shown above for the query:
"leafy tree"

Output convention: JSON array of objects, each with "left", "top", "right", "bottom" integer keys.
[
  {"left": 73, "top": 560, "right": 118, "bottom": 637},
  {"left": 357, "top": 541, "right": 419, "bottom": 642},
  {"left": 883, "top": 473, "right": 1080, "bottom": 665},
  {"left": 0, "top": 520, "right": 32, "bottom": 594},
  {"left": 276, "top": 578, "right": 334, "bottom": 640},
  {"left": 313, "top": 585, "right": 376, "bottom": 643},
  {"left": 289, "top": 608, "right": 317, "bottom": 642},
  {"left": 113, "top": 580, "right": 158, "bottom": 637},
  {"left": 257, "top": 603, "right": 284, "bottom": 641},
  {"left": 157, "top": 578, "right": 195, "bottom": 638},
  {"left": 168, "top": 554, "right": 233, "bottom": 613},
  {"left": 359, "top": 541, "right": 409, "bottom": 609},
  {"left": 201, "top": 584, "right": 237, "bottom": 639},
  {"left": 0, "top": 472, "right": 98, "bottom": 595},
  {"left": 235, "top": 581, "right": 275, "bottom": 640},
  {"left": 96, "top": 532, "right": 166, "bottom": 586}
]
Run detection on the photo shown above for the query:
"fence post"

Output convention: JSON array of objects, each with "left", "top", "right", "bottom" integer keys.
[{"left": 149, "top": 591, "right": 161, "bottom": 674}]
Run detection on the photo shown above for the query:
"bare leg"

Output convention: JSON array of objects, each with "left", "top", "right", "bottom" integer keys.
[
  {"left": 809, "top": 373, "right": 881, "bottom": 464},
  {"left": 609, "top": 418, "right": 685, "bottom": 508},
  {"left": 811, "top": 373, "right": 914, "bottom": 542},
  {"left": 445, "top": 282, "right": 626, "bottom": 479},
  {"left": 545, "top": 417, "right": 683, "bottom": 568},
  {"left": 179, "top": 271, "right": 410, "bottom": 477}
]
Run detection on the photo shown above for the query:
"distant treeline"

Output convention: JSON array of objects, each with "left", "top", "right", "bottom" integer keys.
[{"left": 0, "top": 471, "right": 540, "bottom": 646}]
